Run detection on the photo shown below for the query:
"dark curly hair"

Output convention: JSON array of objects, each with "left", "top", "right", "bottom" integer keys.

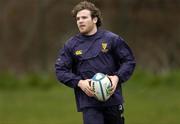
[{"left": 71, "top": 1, "right": 102, "bottom": 27}]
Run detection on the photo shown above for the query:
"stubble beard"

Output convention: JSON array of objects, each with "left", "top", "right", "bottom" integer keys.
[{"left": 79, "top": 25, "right": 95, "bottom": 35}]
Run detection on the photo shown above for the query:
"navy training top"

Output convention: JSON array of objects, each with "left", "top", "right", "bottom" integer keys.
[{"left": 55, "top": 29, "right": 136, "bottom": 111}]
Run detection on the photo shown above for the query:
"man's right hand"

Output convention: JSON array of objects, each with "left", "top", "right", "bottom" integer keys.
[{"left": 78, "top": 79, "right": 94, "bottom": 97}]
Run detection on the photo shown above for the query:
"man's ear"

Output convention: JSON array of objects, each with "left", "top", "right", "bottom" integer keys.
[{"left": 93, "top": 17, "right": 98, "bottom": 24}]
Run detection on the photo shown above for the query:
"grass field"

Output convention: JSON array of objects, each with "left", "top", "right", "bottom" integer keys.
[{"left": 0, "top": 82, "right": 180, "bottom": 124}]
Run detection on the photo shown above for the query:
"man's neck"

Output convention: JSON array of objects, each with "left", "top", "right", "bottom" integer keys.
[{"left": 85, "top": 26, "right": 97, "bottom": 36}]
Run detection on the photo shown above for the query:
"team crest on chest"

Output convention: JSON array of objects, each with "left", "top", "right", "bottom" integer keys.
[{"left": 101, "top": 41, "right": 109, "bottom": 53}]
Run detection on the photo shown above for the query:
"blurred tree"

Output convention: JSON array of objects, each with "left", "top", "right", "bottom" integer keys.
[{"left": 0, "top": 0, "right": 179, "bottom": 73}]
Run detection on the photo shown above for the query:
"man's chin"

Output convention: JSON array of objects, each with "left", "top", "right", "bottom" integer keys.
[{"left": 79, "top": 30, "right": 88, "bottom": 35}]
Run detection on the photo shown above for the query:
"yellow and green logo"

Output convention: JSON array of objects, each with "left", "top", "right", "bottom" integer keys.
[
  {"left": 101, "top": 41, "right": 109, "bottom": 52},
  {"left": 75, "top": 50, "right": 82, "bottom": 55}
]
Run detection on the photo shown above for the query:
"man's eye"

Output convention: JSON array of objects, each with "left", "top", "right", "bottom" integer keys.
[{"left": 82, "top": 16, "right": 87, "bottom": 19}]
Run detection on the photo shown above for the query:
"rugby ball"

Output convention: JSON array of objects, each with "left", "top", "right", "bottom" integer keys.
[{"left": 91, "top": 73, "right": 112, "bottom": 102}]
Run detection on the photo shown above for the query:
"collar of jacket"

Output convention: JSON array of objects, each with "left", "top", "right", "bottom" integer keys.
[{"left": 75, "top": 29, "right": 104, "bottom": 42}]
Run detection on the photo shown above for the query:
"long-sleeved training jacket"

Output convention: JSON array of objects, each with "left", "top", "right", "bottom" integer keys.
[{"left": 55, "top": 29, "right": 136, "bottom": 111}]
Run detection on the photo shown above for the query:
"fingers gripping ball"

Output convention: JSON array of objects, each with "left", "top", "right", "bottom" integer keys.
[{"left": 91, "top": 73, "right": 112, "bottom": 102}]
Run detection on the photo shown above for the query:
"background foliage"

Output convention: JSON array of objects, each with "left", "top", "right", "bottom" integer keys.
[{"left": 0, "top": 0, "right": 180, "bottom": 72}]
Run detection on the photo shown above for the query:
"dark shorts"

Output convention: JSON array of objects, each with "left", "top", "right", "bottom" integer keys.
[{"left": 82, "top": 105, "right": 124, "bottom": 124}]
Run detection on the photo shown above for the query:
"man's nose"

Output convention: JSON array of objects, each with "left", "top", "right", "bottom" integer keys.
[{"left": 78, "top": 18, "right": 84, "bottom": 23}]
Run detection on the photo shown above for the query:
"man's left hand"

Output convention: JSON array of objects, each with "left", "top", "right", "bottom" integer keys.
[{"left": 107, "top": 75, "right": 119, "bottom": 95}]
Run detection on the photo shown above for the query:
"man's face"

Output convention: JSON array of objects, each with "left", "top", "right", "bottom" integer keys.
[{"left": 76, "top": 9, "right": 97, "bottom": 35}]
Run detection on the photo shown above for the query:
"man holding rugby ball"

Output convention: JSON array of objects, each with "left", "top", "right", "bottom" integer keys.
[{"left": 55, "top": 1, "right": 136, "bottom": 124}]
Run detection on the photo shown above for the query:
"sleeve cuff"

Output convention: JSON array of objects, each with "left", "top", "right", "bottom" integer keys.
[
  {"left": 71, "top": 76, "right": 81, "bottom": 88},
  {"left": 114, "top": 72, "right": 124, "bottom": 84}
]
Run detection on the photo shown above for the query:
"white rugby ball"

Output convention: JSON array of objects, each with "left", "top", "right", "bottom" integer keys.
[{"left": 91, "top": 73, "right": 112, "bottom": 102}]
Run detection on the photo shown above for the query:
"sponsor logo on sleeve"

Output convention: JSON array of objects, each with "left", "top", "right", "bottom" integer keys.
[{"left": 75, "top": 50, "right": 83, "bottom": 55}]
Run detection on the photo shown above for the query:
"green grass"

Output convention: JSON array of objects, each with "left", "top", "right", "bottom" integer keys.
[
  {"left": 0, "top": 83, "right": 180, "bottom": 124},
  {"left": 0, "top": 69, "right": 180, "bottom": 124},
  {"left": 123, "top": 83, "right": 180, "bottom": 124},
  {"left": 0, "top": 86, "right": 82, "bottom": 124}
]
